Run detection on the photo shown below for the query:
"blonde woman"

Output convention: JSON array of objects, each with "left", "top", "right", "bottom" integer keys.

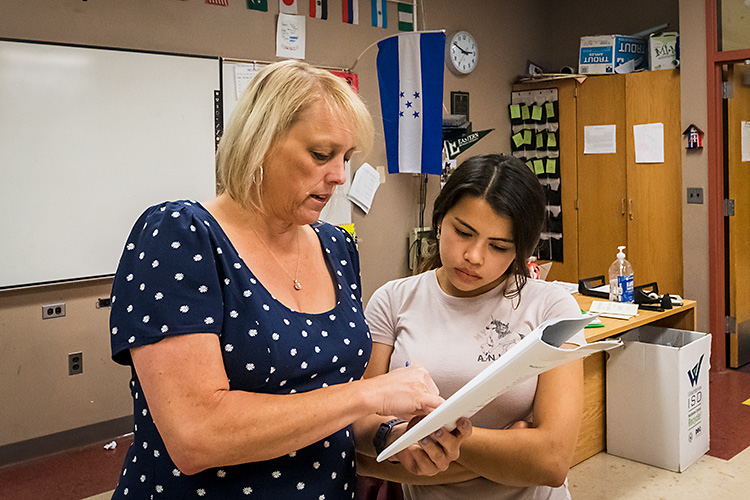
[{"left": 109, "top": 60, "right": 470, "bottom": 500}]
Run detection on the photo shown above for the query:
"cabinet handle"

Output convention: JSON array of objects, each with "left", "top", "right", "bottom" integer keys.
[
  {"left": 621, "top": 198, "right": 626, "bottom": 216},
  {"left": 629, "top": 199, "right": 633, "bottom": 220}
]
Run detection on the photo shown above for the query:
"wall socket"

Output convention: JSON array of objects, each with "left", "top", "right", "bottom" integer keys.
[
  {"left": 687, "top": 187, "right": 704, "bottom": 205},
  {"left": 68, "top": 352, "right": 83, "bottom": 375},
  {"left": 42, "top": 302, "right": 66, "bottom": 319}
]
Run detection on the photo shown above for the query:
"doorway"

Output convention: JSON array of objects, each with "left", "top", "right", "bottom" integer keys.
[{"left": 723, "top": 62, "right": 750, "bottom": 368}]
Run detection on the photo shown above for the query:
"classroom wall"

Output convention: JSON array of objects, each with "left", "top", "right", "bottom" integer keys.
[
  {"left": 1, "top": 0, "right": 699, "bottom": 460},
  {"left": 0, "top": 0, "right": 549, "bottom": 454}
]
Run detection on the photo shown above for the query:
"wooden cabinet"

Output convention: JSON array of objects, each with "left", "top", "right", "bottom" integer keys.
[{"left": 513, "top": 69, "right": 683, "bottom": 296}]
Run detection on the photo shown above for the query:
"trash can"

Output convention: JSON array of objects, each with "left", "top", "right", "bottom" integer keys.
[{"left": 606, "top": 325, "right": 711, "bottom": 472}]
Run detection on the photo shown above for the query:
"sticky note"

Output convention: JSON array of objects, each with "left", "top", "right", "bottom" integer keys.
[
  {"left": 533, "top": 159, "right": 545, "bottom": 175},
  {"left": 531, "top": 105, "right": 543, "bottom": 121},
  {"left": 545, "top": 101, "right": 556, "bottom": 119},
  {"left": 545, "top": 158, "right": 557, "bottom": 174}
]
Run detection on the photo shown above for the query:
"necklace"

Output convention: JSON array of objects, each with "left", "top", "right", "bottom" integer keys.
[{"left": 251, "top": 225, "right": 302, "bottom": 291}]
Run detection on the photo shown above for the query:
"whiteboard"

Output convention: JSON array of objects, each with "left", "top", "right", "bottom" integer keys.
[
  {"left": 0, "top": 40, "right": 220, "bottom": 289},
  {"left": 220, "top": 60, "right": 352, "bottom": 226}
]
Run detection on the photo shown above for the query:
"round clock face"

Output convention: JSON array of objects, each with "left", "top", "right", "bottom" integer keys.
[{"left": 448, "top": 31, "right": 478, "bottom": 75}]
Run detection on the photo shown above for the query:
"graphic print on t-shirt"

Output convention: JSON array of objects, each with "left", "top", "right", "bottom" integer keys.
[{"left": 476, "top": 318, "right": 524, "bottom": 362}]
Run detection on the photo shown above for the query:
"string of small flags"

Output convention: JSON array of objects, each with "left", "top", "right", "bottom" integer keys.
[{"left": 183, "top": 0, "right": 414, "bottom": 30}]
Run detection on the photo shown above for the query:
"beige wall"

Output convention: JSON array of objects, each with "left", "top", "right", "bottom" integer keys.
[
  {"left": 2, "top": 0, "right": 703, "bottom": 456},
  {"left": 0, "top": 0, "right": 548, "bottom": 450}
]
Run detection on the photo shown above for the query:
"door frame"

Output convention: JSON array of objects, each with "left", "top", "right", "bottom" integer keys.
[{"left": 706, "top": 0, "right": 750, "bottom": 370}]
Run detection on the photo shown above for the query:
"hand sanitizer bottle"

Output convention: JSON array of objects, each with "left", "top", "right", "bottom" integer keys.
[{"left": 608, "top": 246, "right": 634, "bottom": 302}]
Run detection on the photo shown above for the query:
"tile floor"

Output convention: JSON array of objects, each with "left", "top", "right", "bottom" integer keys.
[{"left": 1, "top": 366, "right": 748, "bottom": 500}]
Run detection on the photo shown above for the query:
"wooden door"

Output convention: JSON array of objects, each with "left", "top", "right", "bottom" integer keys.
[
  {"left": 624, "top": 70, "right": 683, "bottom": 296},
  {"left": 576, "top": 75, "right": 628, "bottom": 281},
  {"left": 726, "top": 63, "right": 750, "bottom": 368}
]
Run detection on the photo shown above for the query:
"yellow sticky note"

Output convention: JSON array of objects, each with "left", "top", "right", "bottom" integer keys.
[
  {"left": 531, "top": 105, "right": 543, "bottom": 121},
  {"left": 545, "top": 101, "right": 556, "bottom": 119},
  {"left": 512, "top": 132, "right": 525, "bottom": 148},
  {"left": 533, "top": 159, "right": 545, "bottom": 175},
  {"left": 743, "top": 397, "right": 750, "bottom": 406},
  {"left": 521, "top": 104, "right": 530, "bottom": 121},
  {"left": 523, "top": 129, "right": 533, "bottom": 145},
  {"left": 526, "top": 160, "right": 535, "bottom": 172},
  {"left": 535, "top": 132, "right": 545, "bottom": 149},
  {"left": 547, "top": 131, "right": 558, "bottom": 148},
  {"left": 509, "top": 104, "right": 521, "bottom": 119},
  {"left": 545, "top": 158, "right": 557, "bottom": 174}
]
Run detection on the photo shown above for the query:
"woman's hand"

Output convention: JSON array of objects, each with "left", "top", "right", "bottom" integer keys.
[
  {"left": 366, "top": 364, "right": 445, "bottom": 420},
  {"left": 391, "top": 417, "right": 473, "bottom": 476}
]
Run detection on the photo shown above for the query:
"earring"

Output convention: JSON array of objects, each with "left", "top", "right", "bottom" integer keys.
[
  {"left": 255, "top": 165, "right": 264, "bottom": 184},
  {"left": 436, "top": 225, "right": 441, "bottom": 240}
]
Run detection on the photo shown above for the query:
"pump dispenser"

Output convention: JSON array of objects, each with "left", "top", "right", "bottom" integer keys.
[{"left": 608, "top": 246, "right": 634, "bottom": 302}]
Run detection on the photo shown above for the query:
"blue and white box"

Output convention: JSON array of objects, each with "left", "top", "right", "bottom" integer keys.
[{"left": 578, "top": 35, "right": 648, "bottom": 74}]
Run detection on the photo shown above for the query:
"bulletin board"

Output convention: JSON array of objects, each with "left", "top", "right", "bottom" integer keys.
[
  {"left": 509, "top": 89, "right": 563, "bottom": 262},
  {"left": 0, "top": 39, "right": 220, "bottom": 289}
]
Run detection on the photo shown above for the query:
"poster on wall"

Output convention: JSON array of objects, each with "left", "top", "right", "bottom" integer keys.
[{"left": 276, "top": 13, "right": 305, "bottom": 59}]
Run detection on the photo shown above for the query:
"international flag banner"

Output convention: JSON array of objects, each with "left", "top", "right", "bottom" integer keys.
[
  {"left": 280, "top": 0, "right": 298, "bottom": 14},
  {"left": 207, "top": 0, "right": 229, "bottom": 5},
  {"left": 342, "top": 0, "right": 359, "bottom": 24},
  {"left": 310, "top": 0, "right": 328, "bottom": 19},
  {"left": 330, "top": 70, "right": 359, "bottom": 94},
  {"left": 371, "top": 0, "right": 386, "bottom": 28},
  {"left": 397, "top": 2, "right": 414, "bottom": 31},
  {"left": 376, "top": 31, "right": 446, "bottom": 175},
  {"left": 247, "top": 0, "right": 268, "bottom": 11}
]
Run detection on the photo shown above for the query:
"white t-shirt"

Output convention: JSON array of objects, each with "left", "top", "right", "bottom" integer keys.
[{"left": 365, "top": 270, "right": 584, "bottom": 500}]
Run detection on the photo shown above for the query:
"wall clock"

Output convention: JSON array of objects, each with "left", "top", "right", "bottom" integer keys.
[{"left": 447, "top": 31, "right": 478, "bottom": 75}]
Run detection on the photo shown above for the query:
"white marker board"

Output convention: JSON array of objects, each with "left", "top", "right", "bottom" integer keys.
[{"left": 0, "top": 40, "right": 220, "bottom": 289}]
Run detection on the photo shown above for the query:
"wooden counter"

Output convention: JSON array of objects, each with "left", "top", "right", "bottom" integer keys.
[{"left": 571, "top": 295, "right": 697, "bottom": 465}]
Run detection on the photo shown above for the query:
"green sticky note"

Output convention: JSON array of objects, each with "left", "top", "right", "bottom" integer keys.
[
  {"left": 512, "top": 132, "right": 525, "bottom": 148},
  {"left": 545, "top": 101, "right": 555, "bottom": 119},
  {"left": 510, "top": 104, "right": 521, "bottom": 119},
  {"left": 535, "top": 132, "right": 545, "bottom": 149},
  {"left": 521, "top": 104, "right": 530, "bottom": 121},
  {"left": 531, "top": 105, "right": 543, "bottom": 121},
  {"left": 534, "top": 159, "right": 545, "bottom": 175},
  {"left": 545, "top": 158, "right": 557, "bottom": 174},
  {"left": 523, "top": 129, "right": 533, "bottom": 145},
  {"left": 526, "top": 160, "right": 535, "bottom": 172},
  {"left": 547, "top": 131, "right": 558, "bottom": 148}
]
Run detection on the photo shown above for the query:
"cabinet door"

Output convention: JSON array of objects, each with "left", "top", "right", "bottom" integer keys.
[
  {"left": 576, "top": 75, "right": 628, "bottom": 280},
  {"left": 625, "top": 70, "right": 683, "bottom": 295}
]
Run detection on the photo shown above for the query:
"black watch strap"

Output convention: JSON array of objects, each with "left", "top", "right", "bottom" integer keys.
[{"left": 373, "top": 418, "right": 407, "bottom": 456}]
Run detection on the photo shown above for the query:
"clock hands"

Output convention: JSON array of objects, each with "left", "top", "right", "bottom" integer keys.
[{"left": 453, "top": 42, "right": 475, "bottom": 56}]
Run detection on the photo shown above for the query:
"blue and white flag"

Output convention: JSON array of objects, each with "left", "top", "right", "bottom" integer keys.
[
  {"left": 376, "top": 31, "right": 446, "bottom": 175},
  {"left": 371, "top": 0, "right": 386, "bottom": 28}
]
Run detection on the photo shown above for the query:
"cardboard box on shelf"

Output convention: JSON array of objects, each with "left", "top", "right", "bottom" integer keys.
[
  {"left": 578, "top": 35, "right": 647, "bottom": 75},
  {"left": 649, "top": 32, "right": 680, "bottom": 70},
  {"left": 606, "top": 325, "right": 711, "bottom": 472}
]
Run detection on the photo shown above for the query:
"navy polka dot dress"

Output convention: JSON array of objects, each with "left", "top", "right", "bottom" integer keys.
[{"left": 110, "top": 200, "right": 372, "bottom": 499}]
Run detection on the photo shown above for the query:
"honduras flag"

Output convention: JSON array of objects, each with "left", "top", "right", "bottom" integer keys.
[{"left": 376, "top": 31, "right": 446, "bottom": 175}]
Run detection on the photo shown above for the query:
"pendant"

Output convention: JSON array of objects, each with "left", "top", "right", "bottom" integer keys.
[{"left": 293, "top": 280, "right": 302, "bottom": 291}]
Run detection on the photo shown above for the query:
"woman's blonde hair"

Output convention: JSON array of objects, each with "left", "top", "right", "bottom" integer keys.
[{"left": 216, "top": 59, "right": 374, "bottom": 211}]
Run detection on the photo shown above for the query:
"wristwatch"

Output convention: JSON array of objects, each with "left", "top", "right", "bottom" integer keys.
[{"left": 373, "top": 418, "right": 407, "bottom": 456}]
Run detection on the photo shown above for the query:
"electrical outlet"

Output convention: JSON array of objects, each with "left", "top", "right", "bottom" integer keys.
[
  {"left": 68, "top": 352, "right": 83, "bottom": 375},
  {"left": 687, "top": 187, "right": 704, "bottom": 205},
  {"left": 42, "top": 302, "right": 66, "bottom": 319}
]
